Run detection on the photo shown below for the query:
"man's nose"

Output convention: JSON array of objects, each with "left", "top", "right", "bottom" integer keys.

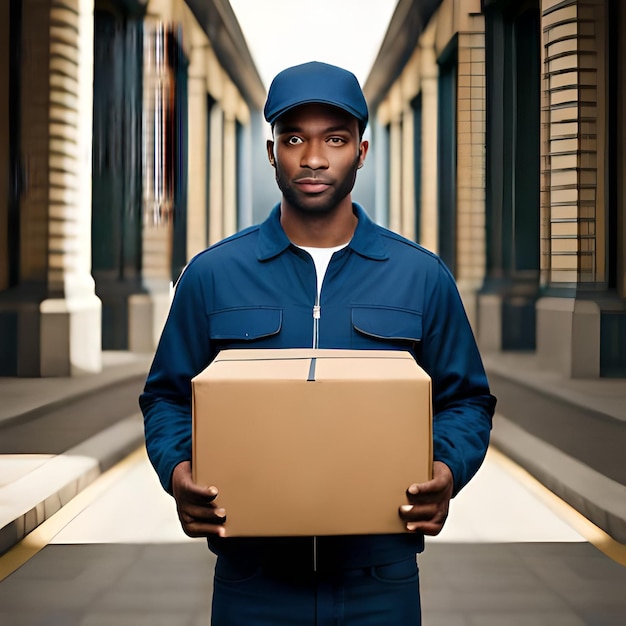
[{"left": 300, "top": 141, "right": 329, "bottom": 169}]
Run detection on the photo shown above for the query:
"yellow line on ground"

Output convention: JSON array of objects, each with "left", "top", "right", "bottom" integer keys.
[
  {"left": 489, "top": 446, "right": 626, "bottom": 566},
  {"left": 0, "top": 446, "right": 146, "bottom": 582},
  {"left": 2, "top": 444, "right": 624, "bottom": 580}
]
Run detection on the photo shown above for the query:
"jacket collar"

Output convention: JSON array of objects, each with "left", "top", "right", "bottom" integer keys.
[{"left": 256, "top": 203, "right": 389, "bottom": 261}]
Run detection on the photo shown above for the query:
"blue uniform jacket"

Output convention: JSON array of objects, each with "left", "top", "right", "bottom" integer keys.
[{"left": 140, "top": 203, "right": 496, "bottom": 568}]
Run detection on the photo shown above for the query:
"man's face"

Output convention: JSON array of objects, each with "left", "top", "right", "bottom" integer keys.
[{"left": 267, "top": 103, "right": 368, "bottom": 215}]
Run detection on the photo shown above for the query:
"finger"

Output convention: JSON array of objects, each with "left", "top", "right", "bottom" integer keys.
[
  {"left": 399, "top": 504, "right": 415, "bottom": 521},
  {"left": 179, "top": 503, "right": 226, "bottom": 524},
  {"left": 178, "top": 506, "right": 227, "bottom": 534},
  {"left": 407, "top": 472, "right": 449, "bottom": 493},
  {"left": 400, "top": 505, "right": 448, "bottom": 533},
  {"left": 186, "top": 485, "right": 220, "bottom": 506},
  {"left": 406, "top": 467, "right": 454, "bottom": 503},
  {"left": 178, "top": 473, "right": 218, "bottom": 496},
  {"left": 406, "top": 480, "right": 441, "bottom": 497},
  {"left": 172, "top": 462, "right": 220, "bottom": 502},
  {"left": 175, "top": 477, "right": 220, "bottom": 504},
  {"left": 405, "top": 519, "right": 447, "bottom": 536},
  {"left": 180, "top": 519, "right": 228, "bottom": 538},
  {"left": 406, "top": 493, "right": 449, "bottom": 507},
  {"left": 405, "top": 484, "right": 449, "bottom": 505},
  {"left": 405, "top": 503, "right": 449, "bottom": 535},
  {"left": 399, "top": 503, "right": 441, "bottom": 522}
]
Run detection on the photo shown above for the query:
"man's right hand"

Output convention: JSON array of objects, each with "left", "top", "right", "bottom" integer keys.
[{"left": 171, "top": 461, "right": 226, "bottom": 537}]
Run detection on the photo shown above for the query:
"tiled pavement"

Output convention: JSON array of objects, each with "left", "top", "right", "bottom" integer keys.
[
  {"left": 0, "top": 352, "right": 152, "bottom": 555},
  {"left": 0, "top": 446, "right": 625, "bottom": 625},
  {"left": 3, "top": 541, "right": 623, "bottom": 625},
  {"left": 2, "top": 349, "right": 624, "bottom": 555},
  {"left": 0, "top": 349, "right": 625, "bottom": 624},
  {"left": 483, "top": 352, "right": 626, "bottom": 545}
]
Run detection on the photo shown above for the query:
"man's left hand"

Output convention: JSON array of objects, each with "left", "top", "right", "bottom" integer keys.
[{"left": 399, "top": 461, "right": 454, "bottom": 535}]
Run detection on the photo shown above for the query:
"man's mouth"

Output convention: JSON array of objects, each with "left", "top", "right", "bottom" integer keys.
[{"left": 295, "top": 178, "right": 332, "bottom": 193}]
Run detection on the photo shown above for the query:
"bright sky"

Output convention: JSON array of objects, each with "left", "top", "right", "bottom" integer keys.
[{"left": 229, "top": 0, "right": 399, "bottom": 90}]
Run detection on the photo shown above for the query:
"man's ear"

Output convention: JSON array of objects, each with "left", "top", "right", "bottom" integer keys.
[
  {"left": 266, "top": 140, "right": 276, "bottom": 167},
  {"left": 357, "top": 140, "right": 369, "bottom": 169}
]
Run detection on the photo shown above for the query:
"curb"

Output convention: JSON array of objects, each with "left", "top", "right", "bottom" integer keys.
[
  {"left": 0, "top": 354, "right": 153, "bottom": 430},
  {"left": 491, "top": 413, "right": 626, "bottom": 544},
  {"left": 0, "top": 415, "right": 145, "bottom": 557}
]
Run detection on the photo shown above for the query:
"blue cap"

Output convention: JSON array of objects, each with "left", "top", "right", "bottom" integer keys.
[{"left": 264, "top": 61, "right": 368, "bottom": 128}]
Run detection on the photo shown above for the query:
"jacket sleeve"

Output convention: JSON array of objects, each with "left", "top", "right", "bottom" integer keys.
[
  {"left": 419, "top": 260, "right": 496, "bottom": 496},
  {"left": 139, "top": 261, "right": 214, "bottom": 493}
]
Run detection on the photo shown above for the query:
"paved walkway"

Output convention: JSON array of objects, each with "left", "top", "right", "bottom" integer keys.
[
  {"left": 482, "top": 352, "right": 626, "bottom": 544},
  {"left": 1, "top": 349, "right": 625, "bottom": 556},
  {"left": 0, "top": 349, "right": 625, "bottom": 624},
  {"left": 1, "top": 446, "right": 625, "bottom": 625},
  {"left": 0, "top": 352, "right": 152, "bottom": 555}
]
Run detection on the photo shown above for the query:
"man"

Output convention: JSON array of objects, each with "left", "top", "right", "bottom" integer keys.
[{"left": 140, "top": 61, "right": 496, "bottom": 625}]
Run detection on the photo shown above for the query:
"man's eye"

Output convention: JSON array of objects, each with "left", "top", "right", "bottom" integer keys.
[
  {"left": 287, "top": 136, "right": 303, "bottom": 145},
  {"left": 328, "top": 137, "right": 346, "bottom": 145}
]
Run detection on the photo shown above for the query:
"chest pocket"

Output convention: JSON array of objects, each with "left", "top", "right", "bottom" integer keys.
[
  {"left": 209, "top": 307, "right": 282, "bottom": 342},
  {"left": 352, "top": 306, "right": 422, "bottom": 346}
]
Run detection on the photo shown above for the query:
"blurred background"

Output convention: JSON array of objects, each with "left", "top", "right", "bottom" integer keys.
[
  {"left": 1, "top": 0, "right": 624, "bottom": 377},
  {"left": 0, "top": 1, "right": 625, "bottom": 623}
]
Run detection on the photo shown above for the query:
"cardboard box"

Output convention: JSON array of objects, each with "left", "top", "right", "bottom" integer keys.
[{"left": 192, "top": 349, "right": 432, "bottom": 536}]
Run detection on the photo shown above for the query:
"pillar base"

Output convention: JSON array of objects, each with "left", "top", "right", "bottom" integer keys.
[
  {"left": 477, "top": 289, "right": 538, "bottom": 352},
  {"left": 128, "top": 289, "right": 172, "bottom": 353},
  {"left": 477, "top": 294, "right": 502, "bottom": 352},
  {"left": 40, "top": 295, "right": 103, "bottom": 376},
  {"left": 0, "top": 290, "right": 102, "bottom": 377},
  {"left": 456, "top": 280, "right": 481, "bottom": 333},
  {"left": 95, "top": 277, "right": 147, "bottom": 351},
  {"left": 536, "top": 297, "right": 600, "bottom": 378}
]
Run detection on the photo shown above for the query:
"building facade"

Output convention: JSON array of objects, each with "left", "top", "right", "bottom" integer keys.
[
  {"left": 365, "top": 0, "right": 626, "bottom": 380},
  {"left": 3, "top": 0, "right": 623, "bottom": 382},
  {"left": 0, "top": 0, "right": 266, "bottom": 376}
]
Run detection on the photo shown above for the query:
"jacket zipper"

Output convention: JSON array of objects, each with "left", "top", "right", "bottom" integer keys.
[
  {"left": 313, "top": 288, "right": 321, "bottom": 570},
  {"left": 312, "top": 301, "right": 321, "bottom": 350}
]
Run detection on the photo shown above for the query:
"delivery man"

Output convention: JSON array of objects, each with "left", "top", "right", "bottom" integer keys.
[{"left": 140, "top": 61, "right": 496, "bottom": 625}]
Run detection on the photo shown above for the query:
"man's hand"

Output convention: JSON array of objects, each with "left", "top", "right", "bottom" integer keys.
[
  {"left": 171, "top": 461, "right": 226, "bottom": 537},
  {"left": 399, "top": 461, "right": 454, "bottom": 536}
]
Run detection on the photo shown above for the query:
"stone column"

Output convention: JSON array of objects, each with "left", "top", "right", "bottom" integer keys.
[
  {"left": 128, "top": 18, "right": 174, "bottom": 353},
  {"left": 477, "top": 1, "right": 543, "bottom": 353},
  {"left": 222, "top": 80, "right": 238, "bottom": 238},
  {"left": 208, "top": 101, "right": 224, "bottom": 245},
  {"left": 388, "top": 83, "right": 403, "bottom": 235},
  {"left": 40, "top": 0, "right": 102, "bottom": 376},
  {"left": 400, "top": 102, "right": 415, "bottom": 241},
  {"left": 0, "top": 0, "right": 102, "bottom": 376},
  {"left": 186, "top": 42, "right": 209, "bottom": 259},
  {"left": 419, "top": 26, "right": 439, "bottom": 255},
  {"left": 455, "top": 17, "right": 487, "bottom": 330},
  {"left": 536, "top": 0, "right": 607, "bottom": 377}
]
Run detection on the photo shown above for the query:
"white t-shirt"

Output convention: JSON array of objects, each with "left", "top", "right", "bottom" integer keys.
[{"left": 298, "top": 244, "right": 348, "bottom": 298}]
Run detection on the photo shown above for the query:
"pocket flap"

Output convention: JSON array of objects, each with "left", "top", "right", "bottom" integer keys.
[
  {"left": 209, "top": 308, "right": 282, "bottom": 341},
  {"left": 352, "top": 306, "right": 422, "bottom": 342}
]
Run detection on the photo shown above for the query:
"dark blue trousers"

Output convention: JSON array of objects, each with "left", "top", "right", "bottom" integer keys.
[{"left": 211, "top": 555, "right": 421, "bottom": 625}]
